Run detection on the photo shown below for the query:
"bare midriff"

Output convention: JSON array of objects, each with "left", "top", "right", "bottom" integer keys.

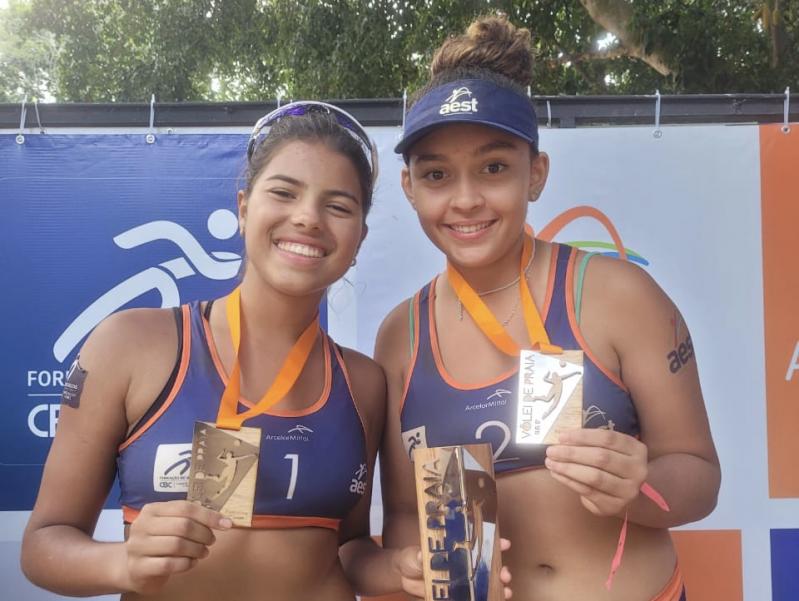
[
  {"left": 498, "top": 469, "right": 677, "bottom": 601},
  {"left": 121, "top": 526, "right": 354, "bottom": 601}
]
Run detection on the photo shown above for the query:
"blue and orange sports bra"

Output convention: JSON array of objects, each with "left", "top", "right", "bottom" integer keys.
[
  {"left": 400, "top": 243, "right": 640, "bottom": 473},
  {"left": 117, "top": 301, "right": 369, "bottom": 530}
]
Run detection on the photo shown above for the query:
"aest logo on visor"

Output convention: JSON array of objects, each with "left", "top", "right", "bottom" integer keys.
[{"left": 440, "top": 86, "right": 479, "bottom": 116}]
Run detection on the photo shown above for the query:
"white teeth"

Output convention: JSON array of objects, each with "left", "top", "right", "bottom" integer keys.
[
  {"left": 276, "top": 241, "right": 325, "bottom": 258},
  {"left": 451, "top": 222, "right": 492, "bottom": 234}
]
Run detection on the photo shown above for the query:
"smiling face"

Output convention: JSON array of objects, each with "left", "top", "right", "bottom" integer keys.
[
  {"left": 401, "top": 123, "right": 548, "bottom": 274},
  {"left": 237, "top": 140, "right": 366, "bottom": 298}
]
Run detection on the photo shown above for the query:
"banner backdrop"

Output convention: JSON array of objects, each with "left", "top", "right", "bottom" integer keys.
[{"left": 1, "top": 124, "right": 797, "bottom": 600}]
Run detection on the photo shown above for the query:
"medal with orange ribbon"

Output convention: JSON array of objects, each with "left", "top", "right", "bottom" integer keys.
[
  {"left": 447, "top": 228, "right": 583, "bottom": 445},
  {"left": 187, "top": 287, "right": 319, "bottom": 525}
]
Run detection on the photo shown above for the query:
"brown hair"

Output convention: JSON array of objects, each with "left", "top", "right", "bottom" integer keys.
[
  {"left": 244, "top": 112, "right": 374, "bottom": 219},
  {"left": 430, "top": 15, "right": 533, "bottom": 88}
]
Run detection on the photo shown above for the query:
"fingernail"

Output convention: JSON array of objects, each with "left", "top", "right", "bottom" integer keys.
[{"left": 219, "top": 517, "right": 233, "bottom": 529}]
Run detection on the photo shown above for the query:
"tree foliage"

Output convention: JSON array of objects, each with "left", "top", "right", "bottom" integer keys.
[
  {"left": 0, "top": 0, "right": 796, "bottom": 102},
  {"left": 0, "top": 0, "right": 58, "bottom": 102}
]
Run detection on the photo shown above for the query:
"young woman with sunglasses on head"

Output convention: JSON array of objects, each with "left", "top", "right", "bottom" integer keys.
[
  {"left": 376, "top": 16, "right": 720, "bottom": 601},
  {"left": 20, "top": 102, "right": 417, "bottom": 601}
]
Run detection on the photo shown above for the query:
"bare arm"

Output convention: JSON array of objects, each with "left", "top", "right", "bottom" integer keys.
[
  {"left": 545, "top": 256, "right": 720, "bottom": 527},
  {"left": 338, "top": 303, "right": 428, "bottom": 598},
  {"left": 377, "top": 301, "right": 426, "bottom": 549},
  {"left": 20, "top": 309, "right": 229, "bottom": 596},
  {"left": 337, "top": 340, "right": 425, "bottom": 597}
]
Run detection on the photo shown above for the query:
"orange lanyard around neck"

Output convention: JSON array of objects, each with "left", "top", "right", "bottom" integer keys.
[
  {"left": 215, "top": 286, "right": 319, "bottom": 430},
  {"left": 447, "top": 230, "right": 562, "bottom": 357}
]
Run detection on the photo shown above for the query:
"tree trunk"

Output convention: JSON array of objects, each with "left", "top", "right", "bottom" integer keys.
[
  {"left": 769, "top": 0, "right": 785, "bottom": 69},
  {"left": 579, "top": 0, "right": 673, "bottom": 76}
]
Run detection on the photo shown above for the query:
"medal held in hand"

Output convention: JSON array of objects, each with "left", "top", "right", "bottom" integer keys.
[
  {"left": 187, "top": 287, "right": 319, "bottom": 527},
  {"left": 448, "top": 229, "right": 583, "bottom": 448},
  {"left": 412, "top": 443, "right": 502, "bottom": 601},
  {"left": 515, "top": 349, "right": 583, "bottom": 444},
  {"left": 187, "top": 422, "right": 260, "bottom": 526}
]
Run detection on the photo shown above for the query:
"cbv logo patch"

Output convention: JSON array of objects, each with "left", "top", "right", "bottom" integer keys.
[{"left": 153, "top": 443, "right": 192, "bottom": 492}]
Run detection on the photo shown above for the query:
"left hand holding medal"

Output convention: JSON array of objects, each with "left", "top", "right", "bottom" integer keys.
[{"left": 544, "top": 428, "right": 648, "bottom": 517}]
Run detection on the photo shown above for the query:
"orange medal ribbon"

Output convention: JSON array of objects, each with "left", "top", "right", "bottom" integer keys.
[
  {"left": 215, "top": 286, "right": 319, "bottom": 430},
  {"left": 447, "top": 229, "right": 562, "bottom": 356}
]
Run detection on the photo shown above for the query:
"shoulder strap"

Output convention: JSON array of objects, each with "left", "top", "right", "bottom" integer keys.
[
  {"left": 125, "top": 306, "right": 184, "bottom": 438},
  {"left": 408, "top": 296, "right": 415, "bottom": 358},
  {"left": 574, "top": 252, "right": 599, "bottom": 325}
]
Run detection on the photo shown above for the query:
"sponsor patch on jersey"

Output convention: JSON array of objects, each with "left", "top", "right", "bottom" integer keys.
[
  {"left": 153, "top": 443, "right": 192, "bottom": 492},
  {"left": 350, "top": 463, "right": 368, "bottom": 495}
]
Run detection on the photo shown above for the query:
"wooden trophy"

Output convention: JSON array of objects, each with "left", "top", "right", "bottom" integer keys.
[{"left": 412, "top": 443, "right": 502, "bottom": 601}]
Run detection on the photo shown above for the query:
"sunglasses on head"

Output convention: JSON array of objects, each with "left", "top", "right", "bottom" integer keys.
[{"left": 247, "top": 101, "right": 378, "bottom": 182}]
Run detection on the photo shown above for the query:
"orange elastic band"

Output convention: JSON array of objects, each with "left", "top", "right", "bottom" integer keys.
[{"left": 605, "top": 482, "right": 671, "bottom": 590}]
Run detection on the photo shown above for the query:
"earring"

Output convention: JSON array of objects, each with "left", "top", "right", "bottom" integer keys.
[{"left": 351, "top": 257, "right": 357, "bottom": 267}]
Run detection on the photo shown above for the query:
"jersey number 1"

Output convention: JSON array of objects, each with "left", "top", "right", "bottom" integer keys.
[{"left": 284, "top": 453, "right": 299, "bottom": 499}]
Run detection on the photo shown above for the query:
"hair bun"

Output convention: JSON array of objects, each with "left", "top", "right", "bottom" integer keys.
[{"left": 430, "top": 15, "right": 533, "bottom": 87}]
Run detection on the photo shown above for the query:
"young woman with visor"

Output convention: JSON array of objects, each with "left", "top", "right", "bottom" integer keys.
[{"left": 376, "top": 15, "right": 720, "bottom": 601}]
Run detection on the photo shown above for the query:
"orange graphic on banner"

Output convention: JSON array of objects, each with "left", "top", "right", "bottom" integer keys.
[
  {"left": 538, "top": 205, "right": 628, "bottom": 261},
  {"left": 760, "top": 124, "right": 799, "bottom": 498},
  {"left": 671, "top": 530, "right": 743, "bottom": 601}
]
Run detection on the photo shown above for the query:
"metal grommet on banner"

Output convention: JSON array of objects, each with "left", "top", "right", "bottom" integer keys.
[
  {"left": 547, "top": 100, "right": 552, "bottom": 128},
  {"left": 401, "top": 89, "right": 408, "bottom": 132},
  {"left": 16, "top": 95, "right": 27, "bottom": 145},
  {"left": 33, "top": 100, "right": 45, "bottom": 134},
  {"left": 146, "top": 94, "right": 156, "bottom": 144},
  {"left": 782, "top": 87, "right": 791, "bottom": 134},
  {"left": 653, "top": 90, "right": 663, "bottom": 139},
  {"left": 397, "top": 88, "right": 408, "bottom": 144}
]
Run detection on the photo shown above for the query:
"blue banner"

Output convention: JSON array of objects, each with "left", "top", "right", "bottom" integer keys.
[{"left": 0, "top": 134, "right": 325, "bottom": 510}]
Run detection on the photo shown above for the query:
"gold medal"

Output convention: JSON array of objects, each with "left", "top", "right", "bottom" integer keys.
[
  {"left": 186, "top": 287, "right": 319, "bottom": 525},
  {"left": 187, "top": 421, "right": 260, "bottom": 527}
]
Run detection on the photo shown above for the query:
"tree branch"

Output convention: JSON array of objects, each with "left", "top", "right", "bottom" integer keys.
[
  {"left": 579, "top": 0, "right": 673, "bottom": 76},
  {"left": 545, "top": 48, "right": 629, "bottom": 66}
]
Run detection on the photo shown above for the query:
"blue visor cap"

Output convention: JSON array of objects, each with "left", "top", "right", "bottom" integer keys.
[{"left": 395, "top": 79, "right": 539, "bottom": 155}]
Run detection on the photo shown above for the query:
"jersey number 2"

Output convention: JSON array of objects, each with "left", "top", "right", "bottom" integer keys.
[{"left": 475, "top": 420, "right": 511, "bottom": 460}]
